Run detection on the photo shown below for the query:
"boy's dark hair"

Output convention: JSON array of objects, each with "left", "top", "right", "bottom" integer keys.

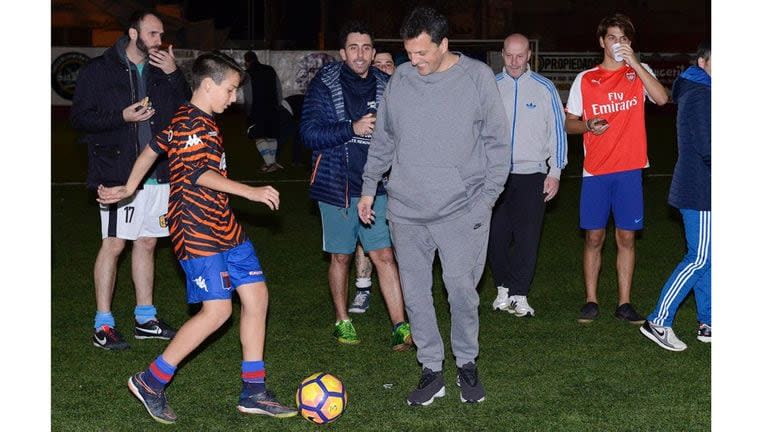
[
  {"left": 128, "top": 10, "right": 159, "bottom": 33},
  {"left": 697, "top": 40, "right": 711, "bottom": 61},
  {"left": 338, "top": 20, "right": 373, "bottom": 49},
  {"left": 400, "top": 6, "right": 449, "bottom": 43},
  {"left": 596, "top": 13, "right": 636, "bottom": 43},
  {"left": 191, "top": 51, "right": 245, "bottom": 90}
]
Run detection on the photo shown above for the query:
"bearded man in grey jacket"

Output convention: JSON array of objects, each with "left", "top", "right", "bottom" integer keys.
[{"left": 357, "top": 6, "right": 510, "bottom": 406}]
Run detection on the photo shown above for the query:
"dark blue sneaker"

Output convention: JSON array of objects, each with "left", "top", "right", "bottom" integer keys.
[
  {"left": 456, "top": 362, "right": 485, "bottom": 403},
  {"left": 237, "top": 390, "right": 298, "bottom": 418},
  {"left": 134, "top": 319, "right": 177, "bottom": 340},
  {"left": 128, "top": 372, "right": 177, "bottom": 424},
  {"left": 92, "top": 325, "right": 129, "bottom": 350}
]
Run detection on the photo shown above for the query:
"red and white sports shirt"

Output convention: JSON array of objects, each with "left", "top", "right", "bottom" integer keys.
[{"left": 566, "top": 63, "right": 656, "bottom": 176}]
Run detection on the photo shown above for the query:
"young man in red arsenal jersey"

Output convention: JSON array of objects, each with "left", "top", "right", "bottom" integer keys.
[
  {"left": 564, "top": 13, "right": 668, "bottom": 324},
  {"left": 98, "top": 52, "right": 297, "bottom": 423}
]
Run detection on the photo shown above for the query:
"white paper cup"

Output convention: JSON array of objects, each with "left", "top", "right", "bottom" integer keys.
[{"left": 611, "top": 43, "right": 623, "bottom": 62}]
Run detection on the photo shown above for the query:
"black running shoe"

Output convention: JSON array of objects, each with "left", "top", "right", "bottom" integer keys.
[
  {"left": 614, "top": 303, "right": 645, "bottom": 325},
  {"left": 577, "top": 302, "right": 599, "bottom": 323},
  {"left": 134, "top": 319, "right": 177, "bottom": 340},
  {"left": 406, "top": 368, "right": 445, "bottom": 406},
  {"left": 128, "top": 372, "right": 177, "bottom": 424},
  {"left": 696, "top": 323, "right": 712, "bottom": 343},
  {"left": 237, "top": 390, "right": 298, "bottom": 418},
  {"left": 93, "top": 325, "right": 129, "bottom": 350},
  {"left": 456, "top": 362, "right": 485, "bottom": 403}
]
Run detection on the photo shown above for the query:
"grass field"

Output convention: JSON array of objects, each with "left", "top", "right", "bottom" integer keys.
[{"left": 51, "top": 105, "right": 710, "bottom": 431}]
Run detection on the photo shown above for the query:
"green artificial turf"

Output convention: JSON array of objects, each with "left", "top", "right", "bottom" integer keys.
[{"left": 51, "top": 105, "right": 709, "bottom": 431}]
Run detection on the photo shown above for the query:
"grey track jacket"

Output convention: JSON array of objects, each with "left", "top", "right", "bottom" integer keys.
[
  {"left": 495, "top": 66, "right": 567, "bottom": 179},
  {"left": 361, "top": 53, "right": 511, "bottom": 225}
]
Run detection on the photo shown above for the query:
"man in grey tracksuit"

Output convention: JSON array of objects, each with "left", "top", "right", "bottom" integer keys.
[
  {"left": 488, "top": 33, "right": 568, "bottom": 318},
  {"left": 357, "top": 6, "right": 510, "bottom": 406}
]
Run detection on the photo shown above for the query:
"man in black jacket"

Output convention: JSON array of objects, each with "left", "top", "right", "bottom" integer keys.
[
  {"left": 243, "top": 51, "right": 283, "bottom": 172},
  {"left": 71, "top": 10, "right": 191, "bottom": 351}
]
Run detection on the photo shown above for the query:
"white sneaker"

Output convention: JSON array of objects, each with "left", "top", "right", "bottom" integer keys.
[
  {"left": 491, "top": 287, "right": 510, "bottom": 311},
  {"left": 508, "top": 295, "right": 535, "bottom": 317},
  {"left": 640, "top": 321, "right": 687, "bottom": 351}
]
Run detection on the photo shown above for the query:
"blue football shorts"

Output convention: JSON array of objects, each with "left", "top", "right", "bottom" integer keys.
[
  {"left": 580, "top": 169, "right": 644, "bottom": 231},
  {"left": 179, "top": 240, "right": 265, "bottom": 304},
  {"left": 318, "top": 195, "right": 392, "bottom": 254}
]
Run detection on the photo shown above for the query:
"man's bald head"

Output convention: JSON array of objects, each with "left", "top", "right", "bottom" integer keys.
[{"left": 502, "top": 33, "right": 531, "bottom": 78}]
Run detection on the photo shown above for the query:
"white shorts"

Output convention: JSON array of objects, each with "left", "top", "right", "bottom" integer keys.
[{"left": 100, "top": 184, "right": 170, "bottom": 240}]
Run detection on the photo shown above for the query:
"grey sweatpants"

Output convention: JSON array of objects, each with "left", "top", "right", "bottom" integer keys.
[{"left": 389, "top": 203, "right": 492, "bottom": 372}]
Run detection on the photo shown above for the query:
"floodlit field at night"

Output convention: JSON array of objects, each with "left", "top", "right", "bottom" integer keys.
[{"left": 51, "top": 106, "right": 710, "bottom": 431}]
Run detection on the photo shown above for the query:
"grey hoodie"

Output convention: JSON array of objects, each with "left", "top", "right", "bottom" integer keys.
[{"left": 361, "top": 53, "right": 511, "bottom": 225}]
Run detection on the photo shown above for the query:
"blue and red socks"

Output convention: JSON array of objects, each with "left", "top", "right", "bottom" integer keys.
[
  {"left": 143, "top": 355, "right": 176, "bottom": 393},
  {"left": 241, "top": 360, "right": 266, "bottom": 396}
]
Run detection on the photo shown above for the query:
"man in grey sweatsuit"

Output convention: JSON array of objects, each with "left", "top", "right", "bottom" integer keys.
[
  {"left": 488, "top": 33, "right": 567, "bottom": 318},
  {"left": 357, "top": 6, "right": 510, "bottom": 406}
]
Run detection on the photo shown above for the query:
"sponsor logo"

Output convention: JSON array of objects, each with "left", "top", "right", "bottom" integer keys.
[
  {"left": 94, "top": 334, "right": 107, "bottom": 345},
  {"left": 473, "top": 223, "right": 482, "bottom": 230},
  {"left": 207, "top": 131, "right": 218, "bottom": 137},
  {"left": 590, "top": 78, "right": 602, "bottom": 85},
  {"left": 167, "top": 130, "right": 174, "bottom": 141},
  {"left": 652, "top": 326, "right": 666, "bottom": 337},
  {"left": 194, "top": 276, "right": 208, "bottom": 291},
  {"left": 220, "top": 272, "right": 232, "bottom": 290},
  {"left": 590, "top": 92, "right": 639, "bottom": 116},
  {"left": 634, "top": 217, "right": 643, "bottom": 224},
  {"left": 220, "top": 153, "right": 227, "bottom": 171},
  {"left": 185, "top": 133, "right": 203, "bottom": 148},
  {"left": 51, "top": 52, "right": 91, "bottom": 100},
  {"left": 526, "top": 102, "right": 536, "bottom": 109},
  {"left": 248, "top": 270, "right": 263, "bottom": 276},
  {"left": 625, "top": 70, "right": 637, "bottom": 81},
  {"left": 159, "top": 214, "right": 168, "bottom": 228}
]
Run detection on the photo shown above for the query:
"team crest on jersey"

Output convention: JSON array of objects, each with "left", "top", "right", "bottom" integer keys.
[
  {"left": 220, "top": 272, "right": 232, "bottom": 290},
  {"left": 625, "top": 70, "right": 637, "bottom": 81},
  {"left": 158, "top": 214, "right": 167, "bottom": 228}
]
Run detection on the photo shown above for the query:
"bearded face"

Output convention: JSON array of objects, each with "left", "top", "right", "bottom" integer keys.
[{"left": 135, "top": 32, "right": 160, "bottom": 56}]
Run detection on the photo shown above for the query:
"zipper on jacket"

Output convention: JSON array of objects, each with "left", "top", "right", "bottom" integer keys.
[
  {"left": 310, "top": 154, "right": 323, "bottom": 185},
  {"left": 511, "top": 77, "right": 519, "bottom": 171}
]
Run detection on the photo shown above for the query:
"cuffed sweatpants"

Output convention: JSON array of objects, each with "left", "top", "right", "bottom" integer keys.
[
  {"left": 647, "top": 209, "right": 711, "bottom": 327},
  {"left": 487, "top": 173, "right": 547, "bottom": 296},
  {"left": 389, "top": 203, "right": 492, "bottom": 372}
]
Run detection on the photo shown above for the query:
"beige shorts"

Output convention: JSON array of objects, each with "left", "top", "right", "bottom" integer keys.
[{"left": 99, "top": 184, "right": 170, "bottom": 240}]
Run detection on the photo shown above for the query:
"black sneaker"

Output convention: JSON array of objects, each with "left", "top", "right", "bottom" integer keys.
[
  {"left": 696, "top": 323, "right": 711, "bottom": 343},
  {"left": 128, "top": 372, "right": 177, "bottom": 424},
  {"left": 134, "top": 319, "right": 177, "bottom": 340},
  {"left": 237, "top": 390, "right": 298, "bottom": 418},
  {"left": 614, "top": 303, "right": 645, "bottom": 325},
  {"left": 456, "top": 362, "right": 485, "bottom": 403},
  {"left": 577, "top": 302, "right": 599, "bottom": 323},
  {"left": 406, "top": 368, "right": 445, "bottom": 406},
  {"left": 93, "top": 325, "right": 129, "bottom": 350}
]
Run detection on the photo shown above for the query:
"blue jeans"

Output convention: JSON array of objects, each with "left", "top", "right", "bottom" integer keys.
[{"left": 647, "top": 209, "right": 711, "bottom": 327}]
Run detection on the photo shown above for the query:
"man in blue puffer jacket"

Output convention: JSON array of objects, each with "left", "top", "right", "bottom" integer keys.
[
  {"left": 300, "top": 20, "right": 412, "bottom": 350},
  {"left": 640, "top": 41, "right": 711, "bottom": 351},
  {"left": 71, "top": 10, "right": 191, "bottom": 351}
]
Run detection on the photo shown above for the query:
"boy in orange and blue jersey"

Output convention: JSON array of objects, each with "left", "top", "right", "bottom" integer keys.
[{"left": 98, "top": 51, "right": 296, "bottom": 424}]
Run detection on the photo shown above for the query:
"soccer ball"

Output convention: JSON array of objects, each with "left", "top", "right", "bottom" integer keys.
[{"left": 296, "top": 372, "right": 347, "bottom": 424}]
